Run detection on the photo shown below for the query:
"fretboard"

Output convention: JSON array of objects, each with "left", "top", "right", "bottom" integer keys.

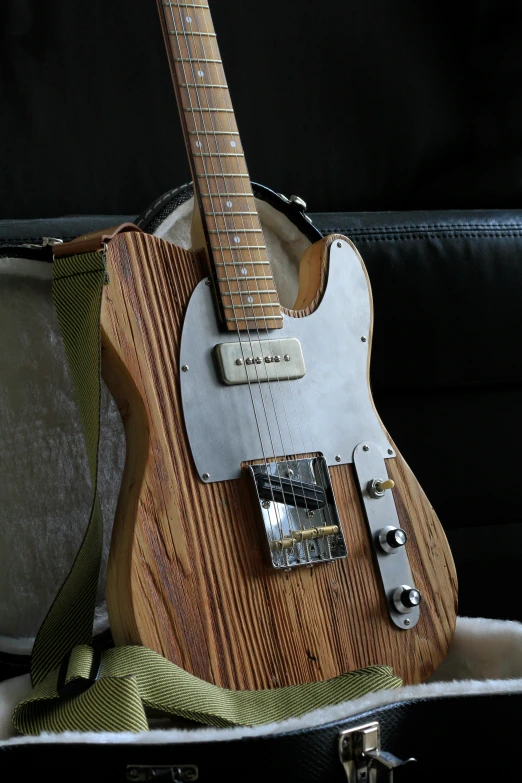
[{"left": 157, "top": 0, "right": 282, "bottom": 331}]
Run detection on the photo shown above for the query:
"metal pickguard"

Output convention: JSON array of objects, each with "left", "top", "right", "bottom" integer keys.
[{"left": 180, "top": 239, "right": 394, "bottom": 483}]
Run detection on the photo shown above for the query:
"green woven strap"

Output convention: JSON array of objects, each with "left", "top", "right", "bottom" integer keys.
[
  {"left": 31, "top": 252, "right": 106, "bottom": 688},
  {"left": 14, "top": 645, "right": 400, "bottom": 733},
  {"left": 13, "top": 248, "right": 402, "bottom": 735}
]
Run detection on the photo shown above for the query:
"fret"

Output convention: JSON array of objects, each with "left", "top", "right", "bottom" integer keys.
[
  {"left": 211, "top": 245, "right": 266, "bottom": 250},
  {"left": 208, "top": 229, "right": 263, "bottom": 234},
  {"left": 169, "top": 39, "right": 219, "bottom": 66},
  {"left": 226, "top": 316, "right": 283, "bottom": 322},
  {"left": 216, "top": 276, "right": 274, "bottom": 281},
  {"left": 162, "top": 3, "right": 210, "bottom": 7},
  {"left": 189, "top": 131, "right": 239, "bottom": 135},
  {"left": 168, "top": 31, "right": 216, "bottom": 37},
  {"left": 197, "top": 173, "right": 249, "bottom": 178},
  {"left": 221, "top": 290, "right": 278, "bottom": 297},
  {"left": 220, "top": 302, "right": 281, "bottom": 308},
  {"left": 203, "top": 192, "right": 254, "bottom": 197},
  {"left": 192, "top": 153, "right": 244, "bottom": 158},
  {"left": 185, "top": 108, "right": 234, "bottom": 113},
  {"left": 215, "top": 261, "right": 269, "bottom": 266},
  {"left": 174, "top": 57, "right": 222, "bottom": 63},
  {"left": 181, "top": 83, "right": 228, "bottom": 89},
  {"left": 205, "top": 211, "right": 257, "bottom": 216}
]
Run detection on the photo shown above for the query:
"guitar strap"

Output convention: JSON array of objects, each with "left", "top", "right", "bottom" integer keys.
[{"left": 12, "top": 246, "right": 402, "bottom": 735}]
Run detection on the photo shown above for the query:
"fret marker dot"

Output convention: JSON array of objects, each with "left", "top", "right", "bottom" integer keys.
[
  {"left": 226, "top": 200, "right": 233, "bottom": 208},
  {"left": 196, "top": 141, "right": 202, "bottom": 147},
  {"left": 198, "top": 70, "right": 204, "bottom": 77},
  {"left": 247, "top": 296, "right": 254, "bottom": 303},
  {"left": 186, "top": 16, "right": 192, "bottom": 23},
  {"left": 233, "top": 236, "right": 241, "bottom": 244},
  {"left": 230, "top": 140, "right": 237, "bottom": 148},
  {"left": 241, "top": 268, "right": 248, "bottom": 275}
]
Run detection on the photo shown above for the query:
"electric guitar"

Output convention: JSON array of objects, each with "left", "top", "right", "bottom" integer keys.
[{"left": 82, "top": 1, "right": 457, "bottom": 688}]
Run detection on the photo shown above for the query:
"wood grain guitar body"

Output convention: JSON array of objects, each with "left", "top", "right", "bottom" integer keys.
[{"left": 102, "top": 230, "right": 457, "bottom": 690}]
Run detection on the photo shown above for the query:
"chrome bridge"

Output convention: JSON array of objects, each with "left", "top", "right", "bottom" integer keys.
[{"left": 249, "top": 457, "right": 347, "bottom": 569}]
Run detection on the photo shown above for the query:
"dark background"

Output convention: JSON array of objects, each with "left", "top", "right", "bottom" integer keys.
[{"left": 2, "top": 0, "right": 522, "bottom": 218}]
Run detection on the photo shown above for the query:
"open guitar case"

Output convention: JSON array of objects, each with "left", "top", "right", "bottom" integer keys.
[{"left": 1, "top": 181, "right": 522, "bottom": 782}]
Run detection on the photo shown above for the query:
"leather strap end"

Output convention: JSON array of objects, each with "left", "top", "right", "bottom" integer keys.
[{"left": 52, "top": 222, "right": 143, "bottom": 258}]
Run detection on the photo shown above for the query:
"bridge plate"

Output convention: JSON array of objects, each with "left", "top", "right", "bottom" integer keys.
[{"left": 249, "top": 457, "right": 347, "bottom": 569}]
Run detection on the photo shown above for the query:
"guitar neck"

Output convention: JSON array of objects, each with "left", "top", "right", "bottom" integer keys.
[{"left": 157, "top": 0, "right": 282, "bottom": 331}]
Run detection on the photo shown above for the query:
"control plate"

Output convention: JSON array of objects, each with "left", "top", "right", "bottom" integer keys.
[{"left": 353, "top": 442, "right": 420, "bottom": 630}]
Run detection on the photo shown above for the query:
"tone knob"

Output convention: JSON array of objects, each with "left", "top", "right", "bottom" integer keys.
[
  {"left": 378, "top": 525, "right": 408, "bottom": 554},
  {"left": 387, "top": 528, "right": 407, "bottom": 548},
  {"left": 393, "top": 585, "right": 422, "bottom": 614}
]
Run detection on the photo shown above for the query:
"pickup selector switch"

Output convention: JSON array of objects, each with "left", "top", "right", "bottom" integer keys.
[
  {"left": 378, "top": 525, "right": 408, "bottom": 554},
  {"left": 367, "top": 478, "right": 395, "bottom": 498},
  {"left": 393, "top": 585, "right": 422, "bottom": 614}
]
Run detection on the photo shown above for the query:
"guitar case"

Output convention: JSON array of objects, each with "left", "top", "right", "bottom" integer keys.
[{"left": 1, "top": 184, "right": 522, "bottom": 781}]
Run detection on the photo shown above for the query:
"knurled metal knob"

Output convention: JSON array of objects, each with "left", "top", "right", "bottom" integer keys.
[
  {"left": 393, "top": 585, "right": 422, "bottom": 614},
  {"left": 387, "top": 528, "right": 407, "bottom": 548},
  {"left": 378, "top": 525, "right": 407, "bottom": 554}
]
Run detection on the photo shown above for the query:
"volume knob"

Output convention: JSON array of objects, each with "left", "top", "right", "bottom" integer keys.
[
  {"left": 378, "top": 525, "right": 408, "bottom": 554},
  {"left": 393, "top": 585, "right": 422, "bottom": 614}
]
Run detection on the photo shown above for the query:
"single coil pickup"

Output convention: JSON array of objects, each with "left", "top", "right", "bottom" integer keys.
[
  {"left": 273, "top": 526, "right": 340, "bottom": 550},
  {"left": 215, "top": 337, "right": 305, "bottom": 385},
  {"left": 255, "top": 473, "right": 326, "bottom": 510}
]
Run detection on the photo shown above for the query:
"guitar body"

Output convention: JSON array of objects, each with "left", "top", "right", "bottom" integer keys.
[{"left": 103, "top": 229, "right": 457, "bottom": 689}]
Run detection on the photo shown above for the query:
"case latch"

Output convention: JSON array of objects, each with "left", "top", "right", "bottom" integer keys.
[{"left": 339, "top": 722, "right": 415, "bottom": 782}]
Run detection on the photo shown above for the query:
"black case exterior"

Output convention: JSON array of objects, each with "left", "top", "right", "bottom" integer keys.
[{"left": 2, "top": 693, "right": 521, "bottom": 781}]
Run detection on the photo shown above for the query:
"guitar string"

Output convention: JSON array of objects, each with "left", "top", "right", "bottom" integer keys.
[
  {"left": 192, "top": 3, "right": 322, "bottom": 563},
  {"left": 180, "top": 1, "right": 328, "bottom": 562},
  {"left": 194, "top": 2, "right": 328, "bottom": 548},
  {"left": 189, "top": 4, "right": 308, "bottom": 565},
  {"left": 171, "top": 2, "right": 332, "bottom": 563},
  {"left": 193, "top": 4, "right": 324, "bottom": 559},
  {"left": 173, "top": 2, "right": 332, "bottom": 563},
  {"left": 166, "top": 2, "right": 289, "bottom": 548},
  {"left": 179, "top": 3, "right": 303, "bottom": 559}
]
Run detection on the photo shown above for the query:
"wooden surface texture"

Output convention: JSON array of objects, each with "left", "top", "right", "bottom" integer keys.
[{"left": 102, "top": 230, "right": 457, "bottom": 690}]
